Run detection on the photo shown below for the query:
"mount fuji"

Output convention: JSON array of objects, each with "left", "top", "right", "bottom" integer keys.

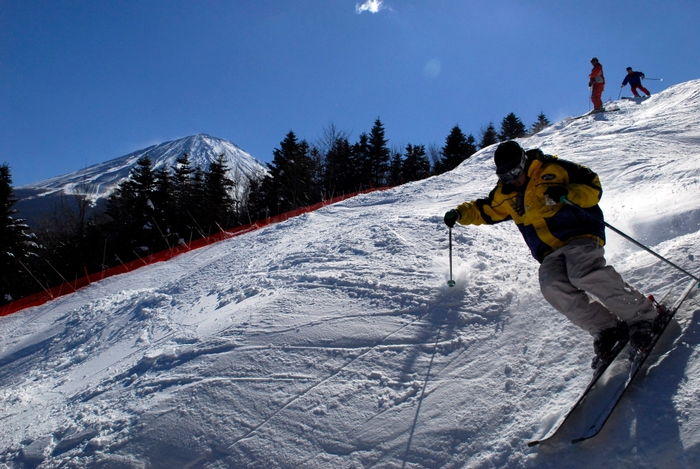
[{"left": 14, "top": 134, "right": 267, "bottom": 224}]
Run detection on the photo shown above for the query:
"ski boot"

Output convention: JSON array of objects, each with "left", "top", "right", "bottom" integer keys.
[
  {"left": 648, "top": 294, "right": 670, "bottom": 331},
  {"left": 628, "top": 295, "right": 669, "bottom": 361},
  {"left": 591, "top": 321, "right": 629, "bottom": 369}
]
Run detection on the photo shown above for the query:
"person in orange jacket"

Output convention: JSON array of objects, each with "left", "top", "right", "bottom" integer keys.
[{"left": 588, "top": 57, "right": 605, "bottom": 111}]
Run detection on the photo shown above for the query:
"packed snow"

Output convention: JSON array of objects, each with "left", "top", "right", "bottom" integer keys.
[{"left": 2, "top": 80, "right": 700, "bottom": 468}]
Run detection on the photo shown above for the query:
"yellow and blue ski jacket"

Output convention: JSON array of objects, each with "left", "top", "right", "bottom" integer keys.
[{"left": 455, "top": 149, "right": 606, "bottom": 263}]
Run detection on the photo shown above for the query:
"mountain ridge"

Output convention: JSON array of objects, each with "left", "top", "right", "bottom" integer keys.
[{"left": 14, "top": 134, "right": 267, "bottom": 224}]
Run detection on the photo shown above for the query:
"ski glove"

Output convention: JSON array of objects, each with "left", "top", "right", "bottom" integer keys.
[
  {"left": 444, "top": 209, "right": 461, "bottom": 228},
  {"left": 544, "top": 186, "right": 568, "bottom": 205}
]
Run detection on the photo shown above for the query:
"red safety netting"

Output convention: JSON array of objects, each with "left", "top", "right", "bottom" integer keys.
[{"left": 0, "top": 187, "right": 392, "bottom": 317}]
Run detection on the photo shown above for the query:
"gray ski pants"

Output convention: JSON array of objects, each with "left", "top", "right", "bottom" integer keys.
[{"left": 538, "top": 239, "right": 657, "bottom": 335}]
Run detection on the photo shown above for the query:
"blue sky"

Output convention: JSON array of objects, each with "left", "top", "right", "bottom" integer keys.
[{"left": 2, "top": 0, "right": 699, "bottom": 186}]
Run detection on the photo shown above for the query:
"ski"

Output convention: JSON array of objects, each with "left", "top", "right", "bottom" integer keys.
[
  {"left": 570, "top": 277, "right": 699, "bottom": 443},
  {"left": 526, "top": 339, "right": 627, "bottom": 447},
  {"left": 621, "top": 96, "right": 650, "bottom": 100},
  {"left": 570, "top": 107, "right": 620, "bottom": 120},
  {"left": 528, "top": 279, "right": 698, "bottom": 447}
]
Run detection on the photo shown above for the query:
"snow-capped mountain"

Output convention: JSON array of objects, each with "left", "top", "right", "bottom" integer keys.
[
  {"left": 1, "top": 80, "right": 700, "bottom": 468},
  {"left": 14, "top": 134, "right": 267, "bottom": 223}
]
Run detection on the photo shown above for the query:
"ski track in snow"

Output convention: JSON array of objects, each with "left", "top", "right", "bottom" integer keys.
[{"left": 2, "top": 79, "right": 700, "bottom": 468}]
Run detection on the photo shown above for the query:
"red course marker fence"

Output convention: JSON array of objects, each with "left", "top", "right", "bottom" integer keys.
[{"left": 0, "top": 187, "right": 392, "bottom": 317}]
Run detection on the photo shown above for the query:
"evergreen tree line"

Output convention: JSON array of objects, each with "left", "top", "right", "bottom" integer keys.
[
  {"left": 0, "top": 153, "right": 244, "bottom": 305},
  {"left": 0, "top": 111, "right": 550, "bottom": 305},
  {"left": 247, "top": 112, "right": 550, "bottom": 218}
]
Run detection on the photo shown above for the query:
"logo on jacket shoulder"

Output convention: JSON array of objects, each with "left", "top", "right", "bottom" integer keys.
[{"left": 541, "top": 174, "right": 556, "bottom": 180}]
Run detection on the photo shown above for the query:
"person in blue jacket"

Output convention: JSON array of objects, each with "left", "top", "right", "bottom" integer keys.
[{"left": 621, "top": 67, "right": 651, "bottom": 97}]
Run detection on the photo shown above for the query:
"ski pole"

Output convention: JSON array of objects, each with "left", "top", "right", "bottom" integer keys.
[
  {"left": 644, "top": 77, "right": 663, "bottom": 81},
  {"left": 448, "top": 228, "right": 456, "bottom": 287},
  {"left": 562, "top": 197, "right": 700, "bottom": 283}
]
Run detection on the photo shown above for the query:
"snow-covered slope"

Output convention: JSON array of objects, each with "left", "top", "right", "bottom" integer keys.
[
  {"left": 14, "top": 134, "right": 266, "bottom": 223},
  {"left": 1, "top": 80, "right": 700, "bottom": 468}
]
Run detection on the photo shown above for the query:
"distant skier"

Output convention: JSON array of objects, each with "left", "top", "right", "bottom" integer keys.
[
  {"left": 588, "top": 57, "right": 605, "bottom": 111},
  {"left": 443, "top": 141, "right": 658, "bottom": 367},
  {"left": 621, "top": 67, "right": 651, "bottom": 97}
]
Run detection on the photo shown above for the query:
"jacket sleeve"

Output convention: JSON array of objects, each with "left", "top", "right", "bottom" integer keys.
[
  {"left": 454, "top": 186, "right": 513, "bottom": 226},
  {"left": 556, "top": 159, "right": 603, "bottom": 208},
  {"left": 454, "top": 201, "right": 487, "bottom": 225}
]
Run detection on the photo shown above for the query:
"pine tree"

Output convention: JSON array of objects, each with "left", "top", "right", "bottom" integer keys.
[
  {"left": 0, "top": 164, "right": 39, "bottom": 303},
  {"left": 259, "top": 131, "right": 314, "bottom": 215},
  {"left": 479, "top": 122, "right": 499, "bottom": 149},
  {"left": 402, "top": 144, "right": 431, "bottom": 182},
  {"left": 498, "top": 112, "right": 526, "bottom": 141},
  {"left": 151, "top": 165, "right": 176, "bottom": 249},
  {"left": 173, "top": 153, "right": 194, "bottom": 210},
  {"left": 323, "top": 135, "right": 354, "bottom": 196},
  {"left": 307, "top": 146, "right": 324, "bottom": 205},
  {"left": 466, "top": 134, "right": 477, "bottom": 155},
  {"left": 172, "top": 153, "right": 198, "bottom": 241},
  {"left": 388, "top": 147, "right": 403, "bottom": 186},
  {"left": 366, "top": 118, "right": 390, "bottom": 187},
  {"left": 105, "top": 155, "right": 158, "bottom": 261},
  {"left": 203, "top": 154, "right": 237, "bottom": 232},
  {"left": 436, "top": 125, "right": 477, "bottom": 174},
  {"left": 351, "top": 132, "right": 372, "bottom": 191},
  {"left": 530, "top": 112, "right": 551, "bottom": 135},
  {"left": 284, "top": 133, "right": 313, "bottom": 210},
  {"left": 244, "top": 174, "right": 269, "bottom": 222},
  {"left": 317, "top": 124, "right": 355, "bottom": 197}
]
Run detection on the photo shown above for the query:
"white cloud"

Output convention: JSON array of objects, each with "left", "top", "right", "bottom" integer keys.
[{"left": 356, "top": 0, "right": 385, "bottom": 14}]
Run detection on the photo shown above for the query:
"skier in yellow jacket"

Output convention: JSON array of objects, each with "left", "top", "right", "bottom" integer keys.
[{"left": 444, "top": 141, "right": 657, "bottom": 367}]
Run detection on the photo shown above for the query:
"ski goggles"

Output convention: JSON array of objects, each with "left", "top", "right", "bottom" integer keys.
[{"left": 496, "top": 151, "right": 527, "bottom": 184}]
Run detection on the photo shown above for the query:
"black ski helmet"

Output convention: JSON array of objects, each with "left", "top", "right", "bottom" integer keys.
[{"left": 494, "top": 141, "right": 526, "bottom": 176}]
